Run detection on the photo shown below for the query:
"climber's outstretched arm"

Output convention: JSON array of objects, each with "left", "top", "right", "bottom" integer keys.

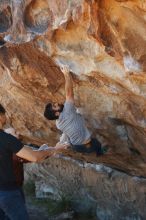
[{"left": 61, "top": 66, "right": 74, "bottom": 103}]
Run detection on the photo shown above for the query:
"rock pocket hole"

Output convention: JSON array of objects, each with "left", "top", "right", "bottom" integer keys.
[
  {"left": 24, "top": 0, "right": 53, "bottom": 33},
  {"left": 0, "top": 6, "right": 12, "bottom": 33}
]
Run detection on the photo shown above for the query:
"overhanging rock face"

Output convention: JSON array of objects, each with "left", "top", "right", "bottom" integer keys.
[
  {"left": 1, "top": 0, "right": 146, "bottom": 219},
  {"left": 1, "top": 1, "right": 146, "bottom": 175}
]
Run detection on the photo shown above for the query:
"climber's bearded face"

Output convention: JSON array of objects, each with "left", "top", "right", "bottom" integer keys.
[{"left": 52, "top": 103, "right": 64, "bottom": 113}]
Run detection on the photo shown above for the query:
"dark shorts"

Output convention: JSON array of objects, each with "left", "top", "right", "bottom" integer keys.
[{"left": 71, "top": 138, "right": 103, "bottom": 155}]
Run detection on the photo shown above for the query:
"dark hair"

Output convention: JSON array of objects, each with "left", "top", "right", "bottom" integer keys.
[
  {"left": 44, "top": 103, "right": 59, "bottom": 120},
  {"left": 0, "top": 104, "right": 6, "bottom": 114}
]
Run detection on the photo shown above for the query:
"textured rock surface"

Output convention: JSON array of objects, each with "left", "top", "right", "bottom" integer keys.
[
  {"left": 25, "top": 156, "right": 146, "bottom": 220},
  {"left": 0, "top": 1, "right": 146, "bottom": 176},
  {"left": 0, "top": 0, "right": 146, "bottom": 176},
  {"left": 1, "top": 0, "right": 146, "bottom": 219}
]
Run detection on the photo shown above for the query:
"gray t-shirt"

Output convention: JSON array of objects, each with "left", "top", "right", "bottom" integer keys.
[{"left": 56, "top": 100, "right": 91, "bottom": 145}]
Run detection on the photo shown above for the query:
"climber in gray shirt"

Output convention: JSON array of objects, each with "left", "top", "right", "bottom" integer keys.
[{"left": 44, "top": 66, "right": 106, "bottom": 155}]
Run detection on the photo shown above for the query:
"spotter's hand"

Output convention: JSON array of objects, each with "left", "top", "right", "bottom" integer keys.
[{"left": 55, "top": 144, "right": 69, "bottom": 150}]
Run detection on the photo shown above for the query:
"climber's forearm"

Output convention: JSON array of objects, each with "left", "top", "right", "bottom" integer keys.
[{"left": 61, "top": 66, "right": 74, "bottom": 102}]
